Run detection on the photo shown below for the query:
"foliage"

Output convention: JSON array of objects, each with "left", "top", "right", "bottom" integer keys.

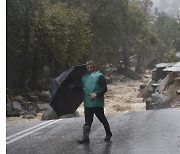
[
  {"left": 7, "top": 0, "right": 91, "bottom": 88},
  {"left": 151, "top": 12, "right": 180, "bottom": 61},
  {"left": 7, "top": 0, "right": 179, "bottom": 89},
  {"left": 129, "top": 0, "right": 153, "bottom": 16},
  {"left": 160, "top": 50, "right": 180, "bottom": 63},
  {"left": 41, "top": 1, "right": 91, "bottom": 69},
  {"left": 7, "top": 0, "right": 41, "bottom": 88}
]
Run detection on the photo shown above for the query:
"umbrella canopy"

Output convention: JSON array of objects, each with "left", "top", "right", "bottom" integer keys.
[{"left": 50, "top": 65, "right": 87, "bottom": 116}]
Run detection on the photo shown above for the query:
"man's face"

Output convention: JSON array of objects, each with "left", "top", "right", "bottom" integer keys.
[{"left": 87, "top": 64, "right": 95, "bottom": 74}]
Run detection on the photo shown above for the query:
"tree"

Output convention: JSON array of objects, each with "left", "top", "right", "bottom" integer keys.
[
  {"left": 41, "top": 1, "right": 91, "bottom": 69},
  {"left": 128, "top": 1, "right": 158, "bottom": 70},
  {"left": 7, "top": 0, "right": 41, "bottom": 88},
  {"left": 151, "top": 12, "right": 180, "bottom": 63},
  {"left": 57, "top": 0, "right": 156, "bottom": 69},
  {"left": 7, "top": 0, "right": 91, "bottom": 88},
  {"left": 130, "top": 0, "right": 153, "bottom": 16}
]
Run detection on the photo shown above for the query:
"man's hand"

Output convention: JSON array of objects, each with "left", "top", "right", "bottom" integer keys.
[{"left": 90, "top": 93, "right": 97, "bottom": 99}]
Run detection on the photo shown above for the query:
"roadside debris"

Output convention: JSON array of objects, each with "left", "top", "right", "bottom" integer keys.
[{"left": 138, "top": 62, "right": 180, "bottom": 110}]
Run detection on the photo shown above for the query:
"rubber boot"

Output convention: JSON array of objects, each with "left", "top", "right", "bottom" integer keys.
[
  {"left": 77, "top": 126, "right": 90, "bottom": 144},
  {"left": 104, "top": 130, "right": 112, "bottom": 141},
  {"left": 104, "top": 123, "right": 112, "bottom": 141}
]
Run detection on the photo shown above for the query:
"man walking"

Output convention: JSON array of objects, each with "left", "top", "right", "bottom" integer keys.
[{"left": 77, "top": 61, "right": 112, "bottom": 144}]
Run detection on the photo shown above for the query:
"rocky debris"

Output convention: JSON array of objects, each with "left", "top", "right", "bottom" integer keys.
[
  {"left": 6, "top": 80, "right": 53, "bottom": 119},
  {"left": 6, "top": 101, "right": 22, "bottom": 117},
  {"left": 41, "top": 106, "right": 80, "bottom": 120},
  {"left": 152, "top": 63, "right": 173, "bottom": 81},
  {"left": 104, "top": 65, "right": 142, "bottom": 83},
  {"left": 139, "top": 62, "right": 180, "bottom": 110}
]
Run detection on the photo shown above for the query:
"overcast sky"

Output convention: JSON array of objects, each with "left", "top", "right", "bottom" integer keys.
[
  {"left": 152, "top": 0, "right": 179, "bottom": 6},
  {"left": 151, "top": 0, "right": 180, "bottom": 15}
]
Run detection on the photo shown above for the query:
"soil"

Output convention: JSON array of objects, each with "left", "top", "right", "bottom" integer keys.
[{"left": 6, "top": 71, "right": 151, "bottom": 124}]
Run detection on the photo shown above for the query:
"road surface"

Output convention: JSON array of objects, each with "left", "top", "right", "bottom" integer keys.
[{"left": 6, "top": 108, "right": 180, "bottom": 154}]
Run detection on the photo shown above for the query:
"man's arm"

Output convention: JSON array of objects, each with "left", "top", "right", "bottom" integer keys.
[{"left": 95, "top": 75, "right": 107, "bottom": 97}]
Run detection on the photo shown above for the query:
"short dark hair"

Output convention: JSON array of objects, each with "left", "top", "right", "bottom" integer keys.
[{"left": 86, "top": 61, "right": 95, "bottom": 67}]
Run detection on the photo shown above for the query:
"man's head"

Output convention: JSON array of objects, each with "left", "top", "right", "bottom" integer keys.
[{"left": 86, "top": 61, "right": 96, "bottom": 74}]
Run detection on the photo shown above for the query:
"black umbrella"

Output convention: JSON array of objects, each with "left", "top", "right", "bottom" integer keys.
[{"left": 50, "top": 64, "right": 87, "bottom": 116}]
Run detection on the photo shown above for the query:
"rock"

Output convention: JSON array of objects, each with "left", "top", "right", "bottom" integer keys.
[
  {"left": 37, "top": 103, "right": 50, "bottom": 111},
  {"left": 140, "top": 83, "right": 147, "bottom": 91},
  {"left": 38, "top": 78, "right": 54, "bottom": 91},
  {"left": 105, "top": 76, "right": 112, "bottom": 84},
  {"left": 38, "top": 91, "right": 51, "bottom": 103},
  {"left": 146, "top": 94, "right": 172, "bottom": 110},
  {"left": 28, "top": 109, "right": 37, "bottom": 116},
  {"left": 41, "top": 106, "right": 58, "bottom": 120},
  {"left": 146, "top": 97, "right": 153, "bottom": 110},
  {"left": 29, "top": 95, "right": 39, "bottom": 102},
  {"left": 6, "top": 109, "right": 20, "bottom": 117},
  {"left": 12, "top": 101, "right": 22, "bottom": 111},
  {"left": 20, "top": 109, "right": 37, "bottom": 116},
  {"left": 20, "top": 110, "right": 28, "bottom": 115},
  {"left": 13, "top": 95, "right": 23, "bottom": 102},
  {"left": 42, "top": 78, "right": 54, "bottom": 91},
  {"left": 36, "top": 101, "right": 45, "bottom": 104}
]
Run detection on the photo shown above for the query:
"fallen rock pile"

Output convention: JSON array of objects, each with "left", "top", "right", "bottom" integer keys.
[{"left": 138, "top": 62, "right": 180, "bottom": 110}]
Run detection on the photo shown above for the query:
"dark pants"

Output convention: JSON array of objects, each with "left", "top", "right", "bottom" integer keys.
[{"left": 84, "top": 107, "right": 111, "bottom": 132}]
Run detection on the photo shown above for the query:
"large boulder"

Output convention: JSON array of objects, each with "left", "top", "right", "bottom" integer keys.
[
  {"left": 41, "top": 106, "right": 58, "bottom": 120},
  {"left": 146, "top": 94, "right": 172, "bottom": 110}
]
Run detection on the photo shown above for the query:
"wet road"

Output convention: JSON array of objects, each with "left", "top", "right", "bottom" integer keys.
[{"left": 6, "top": 108, "right": 180, "bottom": 154}]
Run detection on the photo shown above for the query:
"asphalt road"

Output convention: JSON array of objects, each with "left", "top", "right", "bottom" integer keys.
[{"left": 6, "top": 108, "right": 180, "bottom": 154}]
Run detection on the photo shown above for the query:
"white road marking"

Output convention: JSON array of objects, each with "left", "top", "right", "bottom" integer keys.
[
  {"left": 6, "top": 120, "right": 53, "bottom": 140},
  {"left": 6, "top": 119, "right": 62, "bottom": 145}
]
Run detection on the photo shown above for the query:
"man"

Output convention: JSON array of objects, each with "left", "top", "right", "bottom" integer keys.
[{"left": 77, "top": 61, "right": 112, "bottom": 144}]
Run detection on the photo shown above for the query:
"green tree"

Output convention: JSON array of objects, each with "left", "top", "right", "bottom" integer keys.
[
  {"left": 41, "top": 1, "right": 91, "bottom": 69},
  {"left": 7, "top": 0, "right": 91, "bottom": 89},
  {"left": 128, "top": 1, "right": 158, "bottom": 70},
  {"left": 130, "top": 0, "right": 153, "bottom": 16},
  {"left": 152, "top": 13, "right": 180, "bottom": 53},
  {"left": 7, "top": 0, "right": 41, "bottom": 88}
]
